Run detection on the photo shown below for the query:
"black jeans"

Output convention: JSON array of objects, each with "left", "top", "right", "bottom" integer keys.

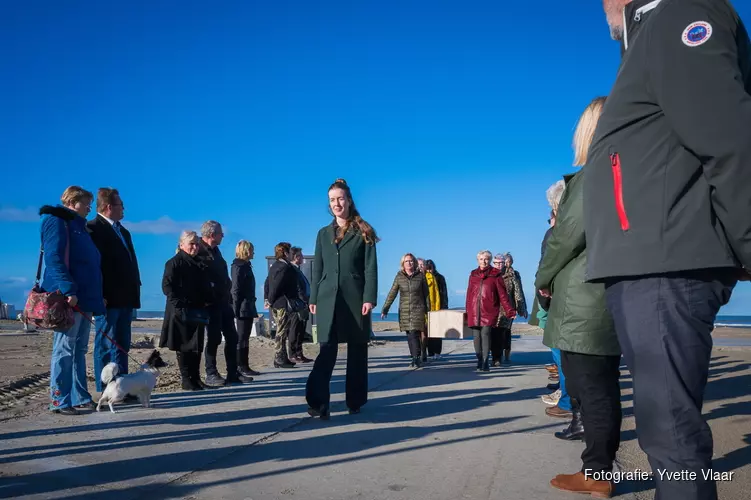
[
  {"left": 561, "top": 351, "right": 622, "bottom": 474},
  {"left": 490, "top": 327, "right": 503, "bottom": 361},
  {"left": 288, "top": 312, "right": 307, "bottom": 357},
  {"left": 306, "top": 327, "right": 368, "bottom": 411},
  {"left": 472, "top": 326, "right": 492, "bottom": 362},
  {"left": 405, "top": 330, "right": 421, "bottom": 358},
  {"left": 427, "top": 338, "right": 443, "bottom": 355},
  {"left": 605, "top": 269, "right": 736, "bottom": 500},
  {"left": 204, "top": 303, "right": 239, "bottom": 377}
]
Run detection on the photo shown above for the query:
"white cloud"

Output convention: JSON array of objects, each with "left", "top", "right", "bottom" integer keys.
[
  {"left": 0, "top": 206, "right": 38, "bottom": 222},
  {"left": 124, "top": 216, "right": 202, "bottom": 235}
]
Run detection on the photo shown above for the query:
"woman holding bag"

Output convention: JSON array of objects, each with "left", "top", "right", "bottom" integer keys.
[{"left": 40, "top": 186, "right": 105, "bottom": 415}]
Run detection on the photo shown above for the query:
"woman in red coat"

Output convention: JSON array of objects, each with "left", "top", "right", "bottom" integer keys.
[{"left": 465, "top": 250, "right": 516, "bottom": 371}]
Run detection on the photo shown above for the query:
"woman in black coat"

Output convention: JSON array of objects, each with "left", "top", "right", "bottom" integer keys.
[
  {"left": 231, "top": 240, "right": 261, "bottom": 377},
  {"left": 267, "top": 242, "right": 301, "bottom": 368},
  {"left": 160, "top": 230, "right": 213, "bottom": 391}
]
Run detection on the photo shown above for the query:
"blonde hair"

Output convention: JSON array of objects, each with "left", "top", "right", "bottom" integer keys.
[
  {"left": 61, "top": 186, "right": 94, "bottom": 207},
  {"left": 177, "top": 230, "right": 198, "bottom": 253},
  {"left": 328, "top": 178, "right": 380, "bottom": 245},
  {"left": 573, "top": 96, "right": 607, "bottom": 167},
  {"left": 546, "top": 180, "right": 566, "bottom": 215},
  {"left": 400, "top": 253, "right": 417, "bottom": 272},
  {"left": 235, "top": 240, "right": 254, "bottom": 260}
]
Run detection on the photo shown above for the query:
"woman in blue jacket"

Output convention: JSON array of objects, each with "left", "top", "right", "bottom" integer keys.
[{"left": 40, "top": 186, "right": 105, "bottom": 415}]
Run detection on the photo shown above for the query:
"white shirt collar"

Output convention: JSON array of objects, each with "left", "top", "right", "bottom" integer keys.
[{"left": 98, "top": 213, "right": 116, "bottom": 226}]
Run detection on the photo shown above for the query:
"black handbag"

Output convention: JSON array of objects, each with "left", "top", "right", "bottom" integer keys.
[
  {"left": 181, "top": 308, "right": 210, "bottom": 325},
  {"left": 285, "top": 297, "right": 309, "bottom": 321}
]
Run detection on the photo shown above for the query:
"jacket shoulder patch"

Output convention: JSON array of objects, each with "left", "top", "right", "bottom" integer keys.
[{"left": 682, "top": 21, "right": 712, "bottom": 47}]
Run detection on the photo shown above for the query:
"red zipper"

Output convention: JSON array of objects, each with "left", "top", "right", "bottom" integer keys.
[{"left": 610, "top": 152, "right": 630, "bottom": 231}]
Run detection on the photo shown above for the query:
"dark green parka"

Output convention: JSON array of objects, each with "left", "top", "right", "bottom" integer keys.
[
  {"left": 310, "top": 222, "right": 378, "bottom": 344},
  {"left": 382, "top": 270, "right": 430, "bottom": 332},
  {"left": 534, "top": 171, "right": 620, "bottom": 356}
]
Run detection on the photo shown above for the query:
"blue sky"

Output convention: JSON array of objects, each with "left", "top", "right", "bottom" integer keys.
[{"left": 1, "top": 0, "right": 750, "bottom": 315}]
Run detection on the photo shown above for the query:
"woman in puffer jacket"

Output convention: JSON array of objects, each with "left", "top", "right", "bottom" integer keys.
[
  {"left": 381, "top": 253, "right": 430, "bottom": 367},
  {"left": 465, "top": 250, "right": 516, "bottom": 372}
]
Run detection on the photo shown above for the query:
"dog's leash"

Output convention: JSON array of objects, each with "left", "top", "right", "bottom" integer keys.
[{"left": 73, "top": 305, "right": 145, "bottom": 366}]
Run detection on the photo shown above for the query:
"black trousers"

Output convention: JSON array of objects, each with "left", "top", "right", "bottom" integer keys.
[
  {"left": 405, "top": 330, "right": 421, "bottom": 358},
  {"left": 427, "top": 337, "right": 442, "bottom": 355},
  {"left": 472, "top": 326, "right": 491, "bottom": 361},
  {"left": 490, "top": 327, "right": 503, "bottom": 361},
  {"left": 306, "top": 326, "right": 368, "bottom": 411},
  {"left": 561, "top": 351, "right": 622, "bottom": 474},
  {"left": 288, "top": 312, "right": 307, "bottom": 357},
  {"left": 237, "top": 318, "right": 253, "bottom": 348},
  {"left": 605, "top": 269, "right": 736, "bottom": 500},
  {"left": 204, "top": 303, "right": 239, "bottom": 376}
]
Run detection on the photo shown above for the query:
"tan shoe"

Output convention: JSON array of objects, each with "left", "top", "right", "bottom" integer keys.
[
  {"left": 550, "top": 471, "right": 613, "bottom": 498},
  {"left": 545, "top": 405, "right": 573, "bottom": 418},
  {"left": 545, "top": 364, "right": 559, "bottom": 373}
]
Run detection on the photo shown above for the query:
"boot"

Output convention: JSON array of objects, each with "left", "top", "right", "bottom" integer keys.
[
  {"left": 177, "top": 353, "right": 193, "bottom": 391},
  {"left": 482, "top": 357, "right": 491, "bottom": 372},
  {"left": 555, "top": 407, "right": 584, "bottom": 441},
  {"left": 476, "top": 353, "right": 483, "bottom": 371},
  {"left": 188, "top": 353, "right": 205, "bottom": 390},
  {"left": 204, "top": 352, "right": 226, "bottom": 386},
  {"left": 550, "top": 471, "right": 613, "bottom": 498},
  {"left": 414, "top": 356, "right": 422, "bottom": 368},
  {"left": 237, "top": 346, "right": 261, "bottom": 376},
  {"left": 504, "top": 348, "right": 511, "bottom": 363}
]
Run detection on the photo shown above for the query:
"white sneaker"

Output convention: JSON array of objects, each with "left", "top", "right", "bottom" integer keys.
[{"left": 541, "top": 389, "right": 562, "bottom": 406}]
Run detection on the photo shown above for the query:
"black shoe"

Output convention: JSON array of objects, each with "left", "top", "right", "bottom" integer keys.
[
  {"left": 274, "top": 360, "right": 296, "bottom": 369},
  {"left": 52, "top": 407, "right": 79, "bottom": 415},
  {"left": 409, "top": 358, "right": 416, "bottom": 368},
  {"left": 75, "top": 401, "right": 95, "bottom": 409},
  {"left": 554, "top": 410, "right": 584, "bottom": 441},
  {"left": 307, "top": 405, "right": 330, "bottom": 420},
  {"left": 348, "top": 407, "right": 361, "bottom": 415},
  {"left": 482, "top": 359, "right": 491, "bottom": 372},
  {"left": 547, "top": 382, "right": 560, "bottom": 391},
  {"left": 239, "top": 366, "right": 261, "bottom": 377},
  {"left": 205, "top": 373, "right": 226, "bottom": 387},
  {"left": 226, "top": 373, "right": 254, "bottom": 384},
  {"left": 414, "top": 356, "right": 422, "bottom": 368}
]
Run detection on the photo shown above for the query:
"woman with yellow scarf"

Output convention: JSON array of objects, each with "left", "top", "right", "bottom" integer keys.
[{"left": 424, "top": 259, "right": 449, "bottom": 360}]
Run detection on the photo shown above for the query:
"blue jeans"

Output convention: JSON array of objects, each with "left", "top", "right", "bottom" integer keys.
[
  {"left": 50, "top": 312, "right": 93, "bottom": 410},
  {"left": 550, "top": 348, "right": 571, "bottom": 411},
  {"left": 94, "top": 308, "right": 133, "bottom": 391}
]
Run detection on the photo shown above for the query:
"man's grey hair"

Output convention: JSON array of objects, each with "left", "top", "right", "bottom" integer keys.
[
  {"left": 546, "top": 180, "right": 566, "bottom": 214},
  {"left": 493, "top": 253, "right": 504, "bottom": 261},
  {"left": 201, "top": 220, "right": 222, "bottom": 238}
]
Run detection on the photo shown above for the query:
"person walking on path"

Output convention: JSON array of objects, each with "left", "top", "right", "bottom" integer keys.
[
  {"left": 585, "top": 2, "right": 750, "bottom": 499},
  {"left": 87, "top": 188, "right": 141, "bottom": 394},
  {"left": 306, "top": 179, "right": 378, "bottom": 419},
  {"left": 231, "top": 240, "right": 261, "bottom": 377},
  {"left": 160, "top": 231, "right": 214, "bottom": 391},
  {"left": 381, "top": 253, "right": 430, "bottom": 367},
  {"left": 40, "top": 186, "right": 105, "bottom": 415},
  {"left": 289, "top": 246, "right": 313, "bottom": 363},
  {"left": 497, "top": 252, "right": 527, "bottom": 363},
  {"left": 537, "top": 97, "right": 622, "bottom": 498},
  {"left": 424, "top": 259, "right": 448, "bottom": 360},
  {"left": 465, "top": 250, "right": 516, "bottom": 372}
]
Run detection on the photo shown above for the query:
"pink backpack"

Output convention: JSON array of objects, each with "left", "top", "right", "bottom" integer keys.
[{"left": 23, "top": 224, "right": 75, "bottom": 331}]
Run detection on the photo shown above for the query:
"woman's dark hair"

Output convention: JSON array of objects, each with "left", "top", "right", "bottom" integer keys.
[
  {"left": 425, "top": 259, "right": 437, "bottom": 272},
  {"left": 328, "top": 178, "right": 379, "bottom": 245},
  {"left": 274, "top": 242, "right": 291, "bottom": 260}
]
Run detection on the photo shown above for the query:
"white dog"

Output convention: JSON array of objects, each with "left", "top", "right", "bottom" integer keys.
[{"left": 97, "top": 350, "right": 167, "bottom": 413}]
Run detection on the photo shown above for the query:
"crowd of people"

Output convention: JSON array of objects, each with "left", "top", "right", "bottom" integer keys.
[{"left": 27, "top": 1, "right": 751, "bottom": 499}]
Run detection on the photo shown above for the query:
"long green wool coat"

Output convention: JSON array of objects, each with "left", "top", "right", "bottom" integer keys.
[
  {"left": 310, "top": 222, "right": 378, "bottom": 344},
  {"left": 534, "top": 171, "right": 620, "bottom": 357}
]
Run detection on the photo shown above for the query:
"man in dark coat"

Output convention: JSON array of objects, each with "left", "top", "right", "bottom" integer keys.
[
  {"left": 86, "top": 188, "right": 141, "bottom": 393},
  {"left": 289, "top": 247, "right": 312, "bottom": 363},
  {"left": 196, "top": 220, "right": 252, "bottom": 386},
  {"left": 584, "top": 2, "right": 748, "bottom": 499}
]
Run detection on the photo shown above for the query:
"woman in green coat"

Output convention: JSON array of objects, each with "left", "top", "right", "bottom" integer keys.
[
  {"left": 306, "top": 179, "right": 378, "bottom": 420},
  {"left": 534, "top": 97, "right": 622, "bottom": 497},
  {"left": 381, "top": 253, "right": 430, "bottom": 367}
]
